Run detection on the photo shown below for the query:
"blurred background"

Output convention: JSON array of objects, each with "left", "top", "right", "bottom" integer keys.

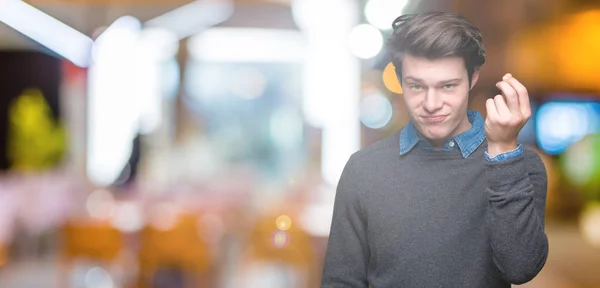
[{"left": 0, "top": 0, "right": 599, "bottom": 287}]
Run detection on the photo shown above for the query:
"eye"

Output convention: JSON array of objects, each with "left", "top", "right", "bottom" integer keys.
[
  {"left": 409, "top": 84, "right": 423, "bottom": 91},
  {"left": 443, "top": 84, "right": 456, "bottom": 89}
]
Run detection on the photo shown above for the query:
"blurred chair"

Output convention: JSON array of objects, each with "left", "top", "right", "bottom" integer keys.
[
  {"left": 238, "top": 209, "right": 317, "bottom": 288},
  {"left": 136, "top": 212, "right": 213, "bottom": 288},
  {"left": 0, "top": 242, "right": 6, "bottom": 268},
  {"left": 59, "top": 220, "right": 125, "bottom": 287}
]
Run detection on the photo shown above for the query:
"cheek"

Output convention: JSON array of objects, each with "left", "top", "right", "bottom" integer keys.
[
  {"left": 402, "top": 93, "right": 423, "bottom": 108},
  {"left": 445, "top": 91, "right": 470, "bottom": 108}
]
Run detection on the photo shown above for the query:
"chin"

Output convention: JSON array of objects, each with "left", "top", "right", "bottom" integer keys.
[
  {"left": 419, "top": 124, "right": 452, "bottom": 141},
  {"left": 424, "top": 132, "right": 451, "bottom": 144}
]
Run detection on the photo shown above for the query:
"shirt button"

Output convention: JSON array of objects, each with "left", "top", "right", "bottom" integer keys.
[{"left": 449, "top": 141, "right": 455, "bottom": 148}]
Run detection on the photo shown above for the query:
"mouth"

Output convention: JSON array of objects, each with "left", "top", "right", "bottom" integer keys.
[{"left": 421, "top": 115, "right": 448, "bottom": 124}]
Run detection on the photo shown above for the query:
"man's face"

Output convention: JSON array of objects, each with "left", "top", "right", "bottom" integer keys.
[{"left": 400, "top": 53, "right": 478, "bottom": 147}]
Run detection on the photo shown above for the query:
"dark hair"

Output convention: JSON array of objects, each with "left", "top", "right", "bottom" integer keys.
[{"left": 387, "top": 12, "right": 486, "bottom": 87}]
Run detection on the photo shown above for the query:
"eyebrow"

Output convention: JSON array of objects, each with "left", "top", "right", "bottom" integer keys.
[{"left": 404, "top": 76, "right": 462, "bottom": 85}]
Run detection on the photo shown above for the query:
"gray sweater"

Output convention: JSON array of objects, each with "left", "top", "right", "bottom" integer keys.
[{"left": 321, "top": 131, "right": 548, "bottom": 288}]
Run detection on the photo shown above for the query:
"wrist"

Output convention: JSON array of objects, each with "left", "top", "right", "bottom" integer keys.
[{"left": 487, "top": 141, "right": 518, "bottom": 158}]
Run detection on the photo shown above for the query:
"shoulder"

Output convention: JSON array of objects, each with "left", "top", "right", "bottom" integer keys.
[
  {"left": 351, "top": 130, "right": 400, "bottom": 164},
  {"left": 341, "top": 130, "right": 400, "bottom": 180}
]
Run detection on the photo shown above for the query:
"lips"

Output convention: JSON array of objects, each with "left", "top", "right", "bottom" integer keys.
[{"left": 421, "top": 115, "right": 448, "bottom": 124}]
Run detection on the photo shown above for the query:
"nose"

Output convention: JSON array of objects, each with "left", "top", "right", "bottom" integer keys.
[{"left": 422, "top": 89, "right": 443, "bottom": 113}]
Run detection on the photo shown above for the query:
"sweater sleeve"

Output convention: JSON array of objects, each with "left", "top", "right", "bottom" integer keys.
[
  {"left": 486, "top": 148, "right": 549, "bottom": 284},
  {"left": 321, "top": 154, "right": 369, "bottom": 288}
]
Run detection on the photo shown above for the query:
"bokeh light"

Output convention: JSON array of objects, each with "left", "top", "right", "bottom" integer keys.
[
  {"left": 580, "top": 202, "right": 600, "bottom": 248},
  {"left": 84, "top": 266, "right": 114, "bottom": 288},
  {"left": 276, "top": 215, "right": 292, "bottom": 231},
  {"left": 382, "top": 62, "right": 403, "bottom": 94},
  {"left": 364, "top": 0, "right": 410, "bottom": 30},
  {"left": 110, "top": 201, "right": 144, "bottom": 233},
  {"left": 360, "top": 92, "right": 393, "bottom": 129},
  {"left": 536, "top": 102, "right": 600, "bottom": 155},
  {"left": 348, "top": 24, "right": 383, "bottom": 59},
  {"left": 271, "top": 230, "right": 290, "bottom": 249},
  {"left": 149, "top": 203, "right": 181, "bottom": 231},
  {"left": 86, "top": 189, "right": 115, "bottom": 220},
  {"left": 562, "top": 134, "right": 600, "bottom": 199},
  {"left": 554, "top": 10, "right": 600, "bottom": 91}
]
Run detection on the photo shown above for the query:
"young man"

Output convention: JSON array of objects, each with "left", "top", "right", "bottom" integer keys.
[{"left": 321, "top": 12, "right": 548, "bottom": 287}]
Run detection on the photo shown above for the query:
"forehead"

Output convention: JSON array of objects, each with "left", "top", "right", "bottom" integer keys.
[{"left": 401, "top": 54, "right": 467, "bottom": 82}]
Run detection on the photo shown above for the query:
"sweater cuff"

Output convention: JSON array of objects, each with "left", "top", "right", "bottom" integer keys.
[{"left": 486, "top": 153, "right": 528, "bottom": 191}]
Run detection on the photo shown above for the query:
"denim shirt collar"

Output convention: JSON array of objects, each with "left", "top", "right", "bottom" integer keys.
[{"left": 399, "top": 110, "right": 486, "bottom": 158}]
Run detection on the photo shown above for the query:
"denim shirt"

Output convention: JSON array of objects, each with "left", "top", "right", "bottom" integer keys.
[{"left": 399, "top": 110, "right": 523, "bottom": 162}]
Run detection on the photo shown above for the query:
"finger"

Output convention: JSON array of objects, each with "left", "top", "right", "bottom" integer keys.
[
  {"left": 493, "top": 94, "right": 511, "bottom": 120},
  {"left": 503, "top": 73, "right": 531, "bottom": 117},
  {"left": 486, "top": 98, "right": 498, "bottom": 121},
  {"left": 496, "top": 80, "right": 519, "bottom": 115}
]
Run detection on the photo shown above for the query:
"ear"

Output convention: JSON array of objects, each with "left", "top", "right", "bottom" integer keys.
[{"left": 470, "top": 69, "right": 480, "bottom": 90}]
